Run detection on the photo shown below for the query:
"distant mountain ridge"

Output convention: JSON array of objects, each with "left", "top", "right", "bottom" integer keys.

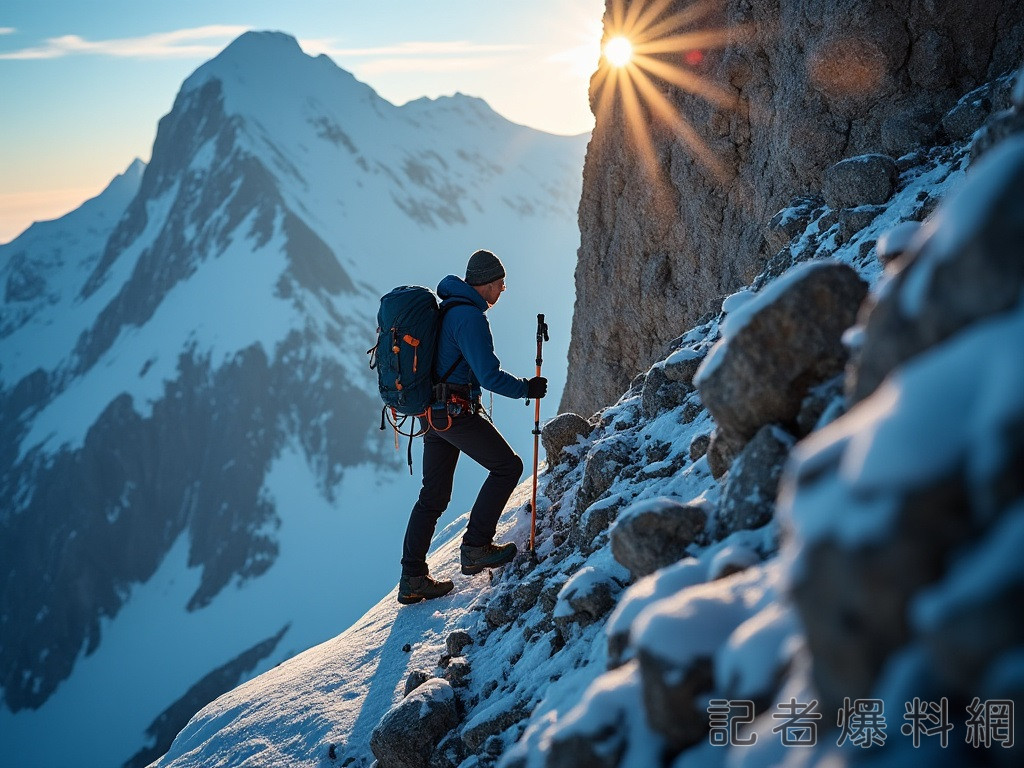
[{"left": 0, "top": 30, "right": 586, "bottom": 768}]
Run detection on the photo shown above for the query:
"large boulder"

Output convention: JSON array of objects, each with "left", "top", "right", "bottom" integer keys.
[
  {"left": 610, "top": 497, "right": 707, "bottom": 579},
  {"left": 695, "top": 260, "right": 867, "bottom": 473},
  {"left": 849, "top": 135, "right": 1024, "bottom": 403},
  {"left": 822, "top": 153, "right": 899, "bottom": 209},
  {"left": 541, "top": 412, "right": 592, "bottom": 467},
  {"left": 370, "top": 678, "right": 459, "bottom": 768}
]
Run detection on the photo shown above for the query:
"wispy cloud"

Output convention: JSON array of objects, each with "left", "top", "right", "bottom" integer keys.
[{"left": 0, "top": 25, "right": 249, "bottom": 60}]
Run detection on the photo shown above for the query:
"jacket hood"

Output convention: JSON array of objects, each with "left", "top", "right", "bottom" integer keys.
[{"left": 437, "top": 274, "right": 488, "bottom": 311}]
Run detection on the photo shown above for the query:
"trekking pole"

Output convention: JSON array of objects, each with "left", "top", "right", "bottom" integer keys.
[{"left": 529, "top": 313, "right": 549, "bottom": 551}]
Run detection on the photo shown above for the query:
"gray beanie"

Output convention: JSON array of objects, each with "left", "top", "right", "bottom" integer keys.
[{"left": 465, "top": 249, "right": 506, "bottom": 286}]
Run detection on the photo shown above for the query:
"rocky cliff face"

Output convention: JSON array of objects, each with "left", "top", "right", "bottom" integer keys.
[{"left": 563, "top": 0, "right": 1024, "bottom": 416}]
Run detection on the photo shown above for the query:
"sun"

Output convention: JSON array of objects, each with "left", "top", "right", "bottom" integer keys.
[{"left": 604, "top": 36, "right": 634, "bottom": 67}]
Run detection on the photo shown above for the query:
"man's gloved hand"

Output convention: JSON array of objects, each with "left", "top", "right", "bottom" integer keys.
[{"left": 526, "top": 376, "right": 548, "bottom": 399}]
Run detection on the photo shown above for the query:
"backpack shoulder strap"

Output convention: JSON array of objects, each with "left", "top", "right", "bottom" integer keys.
[{"left": 435, "top": 297, "right": 474, "bottom": 382}]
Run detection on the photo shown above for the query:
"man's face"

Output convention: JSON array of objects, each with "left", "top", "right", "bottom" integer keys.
[{"left": 481, "top": 277, "right": 506, "bottom": 307}]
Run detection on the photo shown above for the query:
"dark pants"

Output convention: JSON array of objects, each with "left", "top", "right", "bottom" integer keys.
[{"left": 401, "top": 412, "right": 524, "bottom": 577}]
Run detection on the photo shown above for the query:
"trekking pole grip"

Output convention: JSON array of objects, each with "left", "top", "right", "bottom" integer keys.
[{"left": 536, "top": 313, "right": 548, "bottom": 366}]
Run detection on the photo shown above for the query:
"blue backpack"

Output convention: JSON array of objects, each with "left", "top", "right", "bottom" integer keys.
[{"left": 368, "top": 286, "right": 468, "bottom": 469}]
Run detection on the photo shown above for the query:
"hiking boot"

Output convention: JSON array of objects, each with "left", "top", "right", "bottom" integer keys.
[
  {"left": 460, "top": 541, "right": 518, "bottom": 575},
  {"left": 398, "top": 574, "right": 454, "bottom": 605}
]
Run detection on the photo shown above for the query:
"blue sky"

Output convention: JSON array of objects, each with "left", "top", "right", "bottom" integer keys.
[{"left": 0, "top": 0, "right": 604, "bottom": 243}]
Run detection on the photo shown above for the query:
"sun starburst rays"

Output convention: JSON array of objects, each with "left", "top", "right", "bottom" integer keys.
[{"left": 594, "top": 0, "right": 751, "bottom": 189}]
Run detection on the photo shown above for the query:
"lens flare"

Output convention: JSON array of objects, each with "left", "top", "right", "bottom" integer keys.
[
  {"left": 604, "top": 36, "right": 634, "bottom": 67},
  {"left": 592, "top": 0, "right": 754, "bottom": 188}
]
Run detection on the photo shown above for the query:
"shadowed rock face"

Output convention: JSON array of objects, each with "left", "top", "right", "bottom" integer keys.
[{"left": 563, "top": 0, "right": 1024, "bottom": 417}]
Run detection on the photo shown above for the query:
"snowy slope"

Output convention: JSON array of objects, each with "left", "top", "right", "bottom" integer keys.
[
  {"left": 0, "top": 31, "right": 586, "bottom": 768},
  {"left": 148, "top": 71, "right": 1024, "bottom": 768}
]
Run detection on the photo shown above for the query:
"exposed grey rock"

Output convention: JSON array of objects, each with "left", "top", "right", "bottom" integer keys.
[
  {"left": 662, "top": 347, "right": 707, "bottom": 384},
  {"left": 970, "top": 106, "right": 1024, "bottom": 161},
  {"left": 837, "top": 204, "right": 885, "bottom": 245},
  {"left": 689, "top": 433, "right": 711, "bottom": 462},
  {"left": 796, "top": 374, "right": 845, "bottom": 436},
  {"left": 428, "top": 731, "right": 468, "bottom": 768},
  {"left": 484, "top": 574, "right": 548, "bottom": 628},
  {"left": 4, "top": 254, "right": 46, "bottom": 303},
  {"left": 445, "top": 631, "right": 473, "bottom": 658},
  {"left": 881, "top": 109, "right": 939, "bottom": 156},
  {"left": 484, "top": 592, "right": 515, "bottom": 629},
  {"left": 640, "top": 363, "right": 672, "bottom": 419},
  {"left": 553, "top": 566, "right": 621, "bottom": 639},
  {"left": 461, "top": 702, "right": 529, "bottom": 751},
  {"left": 638, "top": 652, "right": 713, "bottom": 750},
  {"left": 640, "top": 350, "right": 705, "bottom": 419},
  {"left": 574, "top": 435, "right": 632, "bottom": 516},
  {"left": 790, "top": 451, "right": 976, "bottom": 717},
  {"left": 610, "top": 498, "right": 706, "bottom": 579},
  {"left": 707, "top": 427, "right": 745, "bottom": 480},
  {"left": 942, "top": 84, "right": 993, "bottom": 140},
  {"left": 404, "top": 670, "right": 432, "bottom": 698},
  {"left": 765, "top": 196, "right": 821, "bottom": 253},
  {"left": 849, "top": 136, "right": 1024, "bottom": 404},
  {"left": 697, "top": 261, "right": 867, "bottom": 461},
  {"left": 540, "top": 413, "right": 591, "bottom": 467},
  {"left": 443, "top": 660, "right": 471, "bottom": 688},
  {"left": 563, "top": 0, "right": 1024, "bottom": 418},
  {"left": 577, "top": 494, "right": 627, "bottom": 553},
  {"left": 786, "top": 159, "right": 1024, "bottom": 715},
  {"left": 822, "top": 154, "right": 899, "bottom": 209},
  {"left": 370, "top": 678, "right": 459, "bottom": 768},
  {"left": 717, "top": 425, "right": 795, "bottom": 536}
]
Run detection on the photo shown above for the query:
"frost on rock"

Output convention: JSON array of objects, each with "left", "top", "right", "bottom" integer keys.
[
  {"left": 370, "top": 678, "right": 457, "bottom": 768},
  {"left": 695, "top": 260, "right": 867, "bottom": 474},
  {"left": 609, "top": 497, "right": 707, "bottom": 580},
  {"left": 553, "top": 565, "right": 622, "bottom": 640}
]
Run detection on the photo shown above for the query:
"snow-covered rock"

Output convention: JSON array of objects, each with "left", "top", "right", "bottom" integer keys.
[
  {"left": 370, "top": 677, "right": 458, "bottom": 768},
  {"left": 609, "top": 498, "right": 707, "bottom": 579},
  {"left": 695, "top": 260, "right": 867, "bottom": 472},
  {"left": 540, "top": 412, "right": 591, "bottom": 467}
]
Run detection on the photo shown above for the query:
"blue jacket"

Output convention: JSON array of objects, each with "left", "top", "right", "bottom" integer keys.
[{"left": 436, "top": 275, "right": 528, "bottom": 400}]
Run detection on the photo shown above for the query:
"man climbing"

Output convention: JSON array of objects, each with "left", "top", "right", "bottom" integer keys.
[{"left": 398, "top": 249, "right": 548, "bottom": 605}]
